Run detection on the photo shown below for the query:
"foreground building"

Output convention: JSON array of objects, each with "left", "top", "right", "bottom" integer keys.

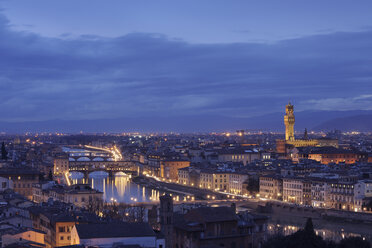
[
  {"left": 71, "top": 222, "right": 165, "bottom": 248},
  {"left": 28, "top": 202, "right": 101, "bottom": 248},
  {"left": 1, "top": 228, "right": 46, "bottom": 247},
  {"left": 160, "top": 195, "right": 268, "bottom": 248},
  {"left": 0, "top": 167, "right": 40, "bottom": 200},
  {"left": 33, "top": 183, "right": 103, "bottom": 210}
]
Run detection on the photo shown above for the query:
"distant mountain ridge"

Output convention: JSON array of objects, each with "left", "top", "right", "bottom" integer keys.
[
  {"left": 1, "top": 110, "right": 372, "bottom": 133},
  {"left": 313, "top": 114, "right": 372, "bottom": 132}
]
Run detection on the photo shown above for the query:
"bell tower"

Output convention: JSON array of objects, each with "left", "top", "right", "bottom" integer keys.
[
  {"left": 160, "top": 194, "right": 173, "bottom": 248},
  {"left": 284, "top": 102, "right": 295, "bottom": 141}
]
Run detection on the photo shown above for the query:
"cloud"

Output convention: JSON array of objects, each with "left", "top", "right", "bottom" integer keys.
[
  {"left": 0, "top": 11, "right": 371, "bottom": 123},
  {"left": 300, "top": 95, "right": 372, "bottom": 111}
]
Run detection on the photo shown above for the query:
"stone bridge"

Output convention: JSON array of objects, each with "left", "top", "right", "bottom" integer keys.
[
  {"left": 69, "top": 156, "right": 113, "bottom": 162},
  {"left": 69, "top": 160, "right": 138, "bottom": 177}
]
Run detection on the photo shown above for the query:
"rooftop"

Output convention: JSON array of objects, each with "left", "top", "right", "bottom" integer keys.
[{"left": 75, "top": 222, "right": 155, "bottom": 239}]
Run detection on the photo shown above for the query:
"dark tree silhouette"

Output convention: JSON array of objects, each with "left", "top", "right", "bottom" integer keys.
[
  {"left": 39, "top": 173, "right": 45, "bottom": 181},
  {"left": 247, "top": 177, "right": 259, "bottom": 194},
  {"left": 1, "top": 142, "right": 7, "bottom": 160},
  {"left": 262, "top": 218, "right": 371, "bottom": 248},
  {"left": 304, "top": 218, "right": 315, "bottom": 236},
  {"left": 48, "top": 170, "right": 53, "bottom": 181},
  {"left": 339, "top": 237, "right": 370, "bottom": 248}
]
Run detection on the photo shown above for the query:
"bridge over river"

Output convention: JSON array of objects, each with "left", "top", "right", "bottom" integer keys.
[{"left": 69, "top": 160, "right": 138, "bottom": 177}]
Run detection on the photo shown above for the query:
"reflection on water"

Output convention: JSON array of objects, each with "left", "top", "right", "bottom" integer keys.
[
  {"left": 70, "top": 172, "right": 161, "bottom": 203},
  {"left": 268, "top": 220, "right": 372, "bottom": 243}
]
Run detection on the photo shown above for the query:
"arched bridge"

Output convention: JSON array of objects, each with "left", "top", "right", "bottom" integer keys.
[{"left": 69, "top": 161, "right": 138, "bottom": 177}]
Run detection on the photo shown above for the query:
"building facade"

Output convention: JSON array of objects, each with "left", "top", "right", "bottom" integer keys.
[
  {"left": 0, "top": 168, "right": 40, "bottom": 200},
  {"left": 354, "top": 180, "right": 372, "bottom": 212},
  {"left": 259, "top": 175, "right": 283, "bottom": 200},
  {"left": 283, "top": 177, "right": 303, "bottom": 204},
  {"left": 329, "top": 182, "right": 355, "bottom": 211},
  {"left": 217, "top": 149, "right": 260, "bottom": 166},
  {"left": 311, "top": 180, "right": 330, "bottom": 208},
  {"left": 53, "top": 157, "right": 69, "bottom": 176},
  {"left": 33, "top": 183, "right": 103, "bottom": 210},
  {"left": 173, "top": 206, "right": 268, "bottom": 248},
  {"left": 160, "top": 160, "right": 190, "bottom": 181}
]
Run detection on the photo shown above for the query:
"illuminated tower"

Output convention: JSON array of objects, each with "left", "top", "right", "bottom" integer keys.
[{"left": 284, "top": 102, "right": 295, "bottom": 141}]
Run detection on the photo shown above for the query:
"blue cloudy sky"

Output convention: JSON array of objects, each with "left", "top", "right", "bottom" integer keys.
[{"left": 0, "top": 0, "right": 372, "bottom": 123}]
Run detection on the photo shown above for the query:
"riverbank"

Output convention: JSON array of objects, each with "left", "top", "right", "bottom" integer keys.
[
  {"left": 265, "top": 208, "right": 372, "bottom": 242},
  {"left": 132, "top": 175, "right": 241, "bottom": 200},
  {"left": 132, "top": 175, "right": 372, "bottom": 224},
  {"left": 257, "top": 201, "right": 372, "bottom": 224}
]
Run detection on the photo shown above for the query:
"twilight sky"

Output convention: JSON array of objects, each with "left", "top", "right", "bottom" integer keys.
[{"left": 0, "top": 0, "right": 372, "bottom": 123}]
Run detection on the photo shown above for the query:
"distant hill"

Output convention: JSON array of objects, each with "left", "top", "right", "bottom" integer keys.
[
  {"left": 313, "top": 114, "right": 372, "bottom": 132},
  {"left": 1, "top": 110, "right": 372, "bottom": 133}
]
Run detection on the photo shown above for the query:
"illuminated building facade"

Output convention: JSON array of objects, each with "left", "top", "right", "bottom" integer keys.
[
  {"left": 32, "top": 183, "right": 103, "bottom": 209},
  {"left": 200, "top": 170, "right": 213, "bottom": 189},
  {"left": 53, "top": 157, "right": 69, "bottom": 176},
  {"left": 277, "top": 103, "right": 338, "bottom": 156},
  {"left": 311, "top": 180, "right": 331, "bottom": 208},
  {"left": 308, "top": 147, "right": 359, "bottom": 164},
  {"left": 354, "top": 180, "right": 372, "bottom": 212},
  {"left": 329, "top": 182, "right": 355, "bottom": 211},
  {"left": 217, "top": 149, "right": 260, "bottom": 166},
  {"left": 0, "top": 168, "right": 40, "bottom": 200},
  {"left": 259, "top": 175, "right": 283, "bottom": 200},
  {"left": 228, "top": 173, "right": 248, "bottom": 195},
  {"left": 178, "top": 167, "right": 247, "bottom": 194},
  {"left": 160, "top": 160, "right": 190, "bottom": 181},
  {"left": 283, "top": 177, "right": 304, "bottom": 204},
  {"left": 284, "top": 102, "right": 295, "bottom": 141}
]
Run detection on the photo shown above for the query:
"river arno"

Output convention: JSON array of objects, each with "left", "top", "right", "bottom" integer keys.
[
  {"left": 267, "top": 214, "right": 372, "bottom": 242},
  {"left": 70, "top": 172, "right": 162, "bottom": 203},
  {"left": 70, "top": 173, "right": 372, "bottom": 243}
]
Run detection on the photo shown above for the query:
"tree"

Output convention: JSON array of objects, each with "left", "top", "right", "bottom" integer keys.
[
  {"left": 88, "top": 196, "right": 103, "bottom": 215},
  {"left": 338, "top": 237, "right": 370, "bottom": 248},
  {"left": 304, "top": 218, "right": 315, "bottom": 236},
  {"left": 263, "top": 235, "right": 287, "bottom": 248},
  {"left": 1, "top": 142, "right": 7, "bottom": 160},
  {"left": 262, "top": 218, "right": 370, "bottom": 248},
  {"left": 263, "top": 218, "right": 334, "bottom": 248},
  {"left": 39, "top": 173, "right": 45, "bottom": 181},
  {"left": 247, "top": 177, "right": 259, "bottom": 194},
  {"left": 48, "top": 170, "right": 53, "bottom": 181}
]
